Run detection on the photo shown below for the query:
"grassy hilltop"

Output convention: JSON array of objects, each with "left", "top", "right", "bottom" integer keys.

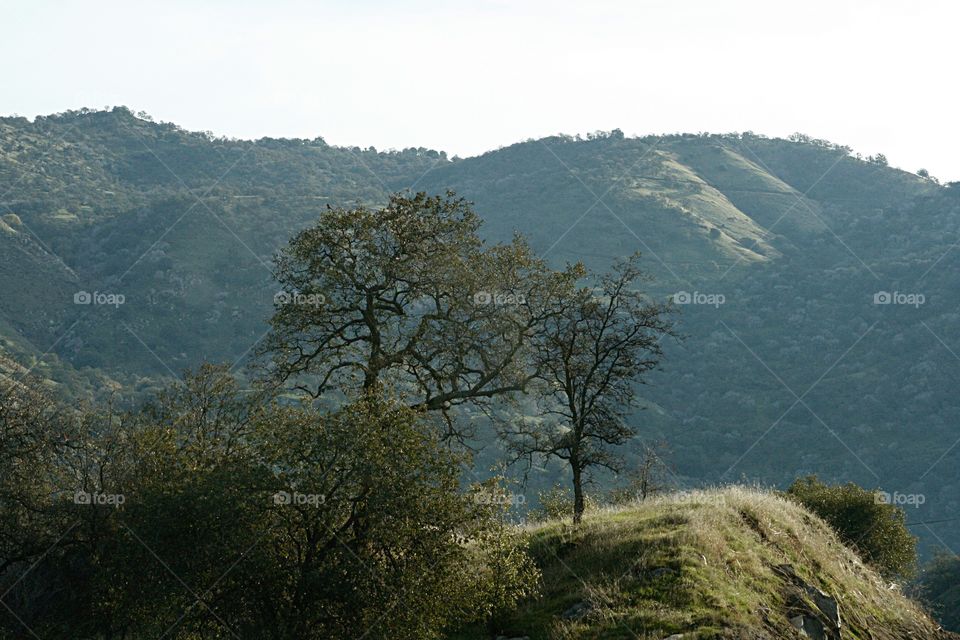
[{"left": 454, "top": 488, "right": 954, "bottom": 640}]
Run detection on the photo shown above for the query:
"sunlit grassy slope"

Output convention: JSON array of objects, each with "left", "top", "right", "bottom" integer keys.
[{"left": 454, "top": 487, "right": 954, "bottom": 640}]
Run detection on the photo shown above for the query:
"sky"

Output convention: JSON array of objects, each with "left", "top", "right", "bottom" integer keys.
[{"left": 3, "top": 0, "right": 958, "bottom": 180}]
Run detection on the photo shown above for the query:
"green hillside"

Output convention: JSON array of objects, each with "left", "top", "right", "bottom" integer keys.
[{"left": 2, "top": 108, "right": 960, "bottom": 558}]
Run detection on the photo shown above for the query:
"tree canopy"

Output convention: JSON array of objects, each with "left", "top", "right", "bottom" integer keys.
[{"left": 263, "top": 191, "right": 578, "bottom": 434}]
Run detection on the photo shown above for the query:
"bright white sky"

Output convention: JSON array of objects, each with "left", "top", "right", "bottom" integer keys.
[{"left": 3, "top": 0, "right": 958, "bottom": 180}]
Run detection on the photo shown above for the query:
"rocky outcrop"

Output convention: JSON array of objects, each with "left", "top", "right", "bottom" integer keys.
[{"left": 775, "top": 563, "right": 841, "bottom": 639}]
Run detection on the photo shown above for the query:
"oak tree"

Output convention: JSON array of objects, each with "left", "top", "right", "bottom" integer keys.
[{"left": 262, "top": 191, "right": 576, "bottom": 435}]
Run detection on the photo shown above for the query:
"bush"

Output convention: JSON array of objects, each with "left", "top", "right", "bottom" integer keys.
[
  {"left": 0, "top": 368, "right": 541, "bottom": 640},
  {"left": 914, "top": 552, "right": 960, "bottom": 631},
  {"left": 464, "top": 479, "right": 541, "bottom": 635},
  {"left": 913, "top": 551, "right": 960, "bottom": 631},
  {"left": 606, "top": 442, "right": 674, "bottom": 506},
  {"left": 533, "top": 484, "right": 598, "bottom": 522},
  {"left": 785, "top": 476, "right": 917, "bottom": 579}
]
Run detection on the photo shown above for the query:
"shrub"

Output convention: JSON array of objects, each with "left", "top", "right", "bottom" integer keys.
[
  {"left": 785, "top": 476, "right": 917, "bottom": 579},
  {"left": 0, "top": 368, "right": 542, "bottom": 640},
  {"left": 606, "top": 442, "right": 674, "bottom": 506},
  {"left": 464, "top": 479, "right": 541, "bottom": 635},
  {"left": 534, "top": 484, "right": 598, "bottom": 522},
  {"left": 914, "top": 552, "right": 960, "bottom": 631}
]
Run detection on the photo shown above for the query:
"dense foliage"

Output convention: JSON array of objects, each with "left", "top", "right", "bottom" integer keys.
[
  {"left": 785, "top": 476, "right": 918, "bottom": 579},
  {"left": 0, "top": 368, "right": 540, "bottom": 639},
  {"left": 264, "top": 191, "right": 578, "bottom": 432},
  {"left": 915, "top": 552, "right": 960, "bottom": 631}
]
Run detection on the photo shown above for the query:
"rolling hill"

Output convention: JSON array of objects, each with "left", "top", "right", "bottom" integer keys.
[
  {"left": 454, "top": 488, "right": 957, "bottom": 640},
  {"left": 2, "top": 107, "right": 960, "bottom": 557}
]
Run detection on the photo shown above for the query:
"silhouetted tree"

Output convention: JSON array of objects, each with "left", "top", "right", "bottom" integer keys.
[{"left": 504, "top": 254, "right": 675, "bottom": 523}]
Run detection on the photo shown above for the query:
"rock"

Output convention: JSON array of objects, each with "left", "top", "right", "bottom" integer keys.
[
  {"left": 561, "top": 601, "right": 591, "bottom": 620},
  {"left": 775, "top": 563, "right": 801, "bottom": 580},
  {"left": 633, "top": 565, "right": 679, "bottom": 579},
  {"left": 789, "top": 613, "right": 828, "bottom": 639},
  {"left": 775, "top": 563, "right": 841, "bottom": 634},
  {"left": 662, "top": 634, "right": 685, "bottom": 639},
  {"left": 809, "top": 588, "right": 840, "bottom": 631}
]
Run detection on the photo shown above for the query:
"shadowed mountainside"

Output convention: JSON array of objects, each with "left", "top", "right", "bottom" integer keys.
[{"left": 3, "top": 108, "right": 960, "bottom": 557}]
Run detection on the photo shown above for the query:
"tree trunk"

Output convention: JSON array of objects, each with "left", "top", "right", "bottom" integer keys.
[{"left": 572, "top": 463, "right": 584, "bottom": 524}]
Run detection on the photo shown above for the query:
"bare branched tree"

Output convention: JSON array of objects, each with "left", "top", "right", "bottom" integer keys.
[{"left": 504, "top": 254, "right": 676, "bottom": 523}]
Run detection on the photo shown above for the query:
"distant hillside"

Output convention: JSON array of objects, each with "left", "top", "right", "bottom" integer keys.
[
  {"left": 452, "top": 488, "right": 956, "bottom": 640},
  {"left": 0, "top": 106, "right": 443, "bottom": 395},
  {"left": 2, "top": 108, "right": 960, "bottom": 558},
  {"left": 414, "top": 130, "right": 936, "bottom": 276}
]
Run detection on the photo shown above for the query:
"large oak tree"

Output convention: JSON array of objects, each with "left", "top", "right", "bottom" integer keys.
[{"left": 262, "top": 191, "right": 577, "bottom": 434}]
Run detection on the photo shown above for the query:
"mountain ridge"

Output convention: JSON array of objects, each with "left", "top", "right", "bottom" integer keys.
[{"left": 2, "top": 107, "right": 960, "bottom": 558}]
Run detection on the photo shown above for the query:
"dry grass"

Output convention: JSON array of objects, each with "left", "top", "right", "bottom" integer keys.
[{"left": 453, "top": 486, "right": 952, "bottom": 639}]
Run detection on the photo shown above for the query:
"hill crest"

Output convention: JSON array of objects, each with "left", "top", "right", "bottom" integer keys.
[{"left": 458, "top": 487, "right": 954, "bottom": 640}]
